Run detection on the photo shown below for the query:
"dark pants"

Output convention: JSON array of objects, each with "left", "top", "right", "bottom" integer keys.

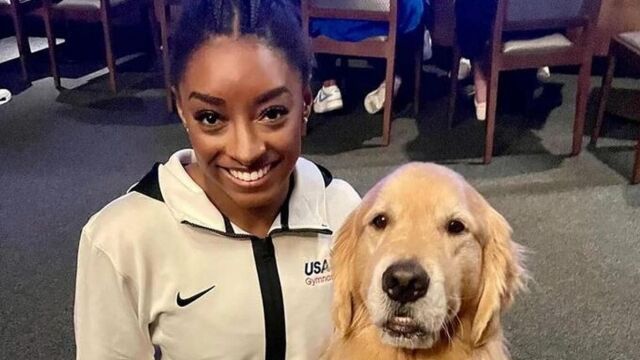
[
  {"left": 312, "top": 27, "right": 423, "bottom": 85},
  {"left": 455, "top": 0, "right": 498, "bottom": 60},
  {"left": 456, "top": 0, "right": 561, "bottom": 60}
]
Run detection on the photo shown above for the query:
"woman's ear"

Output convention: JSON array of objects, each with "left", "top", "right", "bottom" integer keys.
[
  {"left": 303, "top": 85, "right": 312, "bottom": 110},
  {"left": 172, "top": 86, "right": 188, "bottom": 129},
  {"left": 303, "top": 85, "right": 312, "bottom": 119}
]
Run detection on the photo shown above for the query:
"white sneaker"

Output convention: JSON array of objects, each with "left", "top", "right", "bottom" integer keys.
[
  {"left": 423, "top": 29, "right": 433, "bottom": 61},
  {"left": 313, "top": 85, "right": 343, "bottom": 114},
  {"left": 0, "top": 89, "right": 11, "bottom": 105},
  {"left": 364, "top": 76, "right": 402, "bottom": 114},
  {"left": 474, "top": 98, "right": 486, "bottom": 121},
  {"left": 536, "top": 66, "right": 551, "bottom": 82},
  {"left": 457, "top": 58, "right": 472, "bottom": 80}
]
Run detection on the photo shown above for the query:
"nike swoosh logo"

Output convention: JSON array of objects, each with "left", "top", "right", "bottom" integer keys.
[
  {"left": 176, "top": 285, "right": 216, "bottom": 307},
  {"left": 318, "top": 91, "right": 330, "bottom": 102}
]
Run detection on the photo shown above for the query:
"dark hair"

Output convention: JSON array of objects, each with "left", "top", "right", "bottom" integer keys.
[{"left": 171, "top": 0, "right": 311, "bottom": 87}]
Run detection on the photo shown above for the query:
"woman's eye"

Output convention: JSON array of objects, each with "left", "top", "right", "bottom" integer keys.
[
  {"left": 261, "top": 106, "right": 289, "bottom": 121},
  {"left": 194, "top": 111, "right": 222, "bottom": 126}
]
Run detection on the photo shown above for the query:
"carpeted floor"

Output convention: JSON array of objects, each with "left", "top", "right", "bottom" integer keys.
[{"left": 1, "top": 39, "right": 639, "bottom": 359}]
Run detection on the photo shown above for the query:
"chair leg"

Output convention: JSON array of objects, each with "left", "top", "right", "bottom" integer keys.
[
  {"left": 448, "top": 46, "right": 461, "bottom": 129},
  {"left": 633, "top": 138, "right": 640, "bottom": 185},
  {"left": 100, "top": 6, "right": 117, "bottom": 93},
  {"left": 592, "top": 54, "right": 616, "bottom": 146},
  {"left": 10, "top": 9, "right": 30, "bottom": 82},
  {"left": 413, "top": 29, "right": 423, "bottom": 116},
  {"left": 381, "top": 54, "right": 396, "bottom": 146},
  {"left": 158, "top": 0, "right": 173, "bottom": 112},
  {"left": 484, "top": 64, "right": 499, "bottom": 164},
  {"left": 147, "top": 4, "right": 162, "bottom": 61},
  {"left": 572, "top": 58, "right": 593, "bottom": 156},
  {"left": 42, "top": 7, "right": 61, "bottom": 89}
]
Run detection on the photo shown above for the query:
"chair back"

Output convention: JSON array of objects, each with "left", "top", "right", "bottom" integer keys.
[
  {"left": 302, "top": 0, "right": 396, "bottom": 23},
  {"left": 309, "top": 0, "right": 389, "bottom": 12},
  {"left": 300, "top": 0, "right": 398, "bottom": 61},
  {"left": 501, "top": 0, "right": 602, "bottom": 31},
  {"left": 507, "top": 0, "right": 584, "bottom": 23}
]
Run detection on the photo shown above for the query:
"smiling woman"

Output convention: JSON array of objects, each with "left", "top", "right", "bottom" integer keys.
[
  {"left": 176, "top": 35, "right": 308, "bottom": 237},
  {"left": 73, "top": 1, "right": 361, "bottom": 359}
]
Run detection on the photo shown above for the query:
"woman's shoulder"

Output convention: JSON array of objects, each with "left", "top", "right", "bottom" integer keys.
[
  {"left": 326, "top": 178, "right": 361, "bottom": 207},
  {"left": 297, "top": 157, "right": 361, "bottom": 203},
  {"left": 324, "top": 177, "right": 361, "bottom": 230},
  {"left": 296, "top": 158, "right": 361, "bottom": 231},
  {"left": 81, "top": 189, "right": 170, "bottom": 251}
]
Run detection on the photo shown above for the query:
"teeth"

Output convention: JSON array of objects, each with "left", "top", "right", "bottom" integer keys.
[
  {"left": 393, "top": 317, "right": 413, "bottom": 325},
  {"left": 392, "top": 316, "right": 414, "bottom": 325},
  {"left": 228, "top": 164, "right": 271, "bottom": 182}
]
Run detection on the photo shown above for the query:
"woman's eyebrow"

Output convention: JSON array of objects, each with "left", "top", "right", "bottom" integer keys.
[
  {"left": 255, "top": 86, "right": 290, "bottom": 105},
  {"left": 189, "top": 92, "right": 225, "bottom": 106}
]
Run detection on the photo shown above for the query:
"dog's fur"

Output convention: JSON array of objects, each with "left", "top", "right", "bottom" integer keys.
[{"left": 325, "top": 163, "right": 527, "bottom": 360}]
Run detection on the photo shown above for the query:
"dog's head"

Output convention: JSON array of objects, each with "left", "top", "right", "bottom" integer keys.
[{"left": 331, "top": 163, "right": 526, "bottom": 350}]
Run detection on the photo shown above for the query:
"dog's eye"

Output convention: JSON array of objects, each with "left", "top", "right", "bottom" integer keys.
[
  {"left": 371, "top": 214, "right": 388, "bottom": 230},
  {"left": 447, "top": 220, "right": 466, "bottom": 235}
]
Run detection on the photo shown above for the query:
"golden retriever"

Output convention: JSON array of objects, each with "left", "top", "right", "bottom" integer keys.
[{"left": 326, "top": 163, "right": 527, "bottom": 360}]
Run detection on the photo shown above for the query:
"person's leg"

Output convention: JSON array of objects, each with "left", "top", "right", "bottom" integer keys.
[
  {"left": 473, "top": 61, "right": 488, "bottom": 103},
  {"left": 454, "top": 0, "right": 497, "bottom": 120},
  {"left": 312, "top": 54, "right": 343, "bottom": 114},
  {"left": 314, "top": 54, "right": 337, "bottom": 86},
  {"left": 364, "top": 26, "right": 425, "bottom": 115},
  {"left": 473, "top": 60, "right": 488, "bottom": 120}
]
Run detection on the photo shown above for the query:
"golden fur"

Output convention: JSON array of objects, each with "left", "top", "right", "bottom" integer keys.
[{"left": 325, "top": 163, "right": 527, "bottom": 360}]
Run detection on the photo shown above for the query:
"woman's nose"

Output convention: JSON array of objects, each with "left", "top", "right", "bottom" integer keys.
[{"left": 228, "top": 122, "right": 266, "bottom": 166}]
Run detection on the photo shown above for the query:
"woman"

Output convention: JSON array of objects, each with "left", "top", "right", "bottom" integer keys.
[
  {"left": 74, "top": 0, "right": 361, "bottom": 358},
  {"left": 310, "top": 0, "right": 425, "bottom": 115},
  {"left": 455, "top": 0, "right": 498, "bottom": 121},
  {"left": 455, "top": 0, "right": 552, "bottom": 121}
]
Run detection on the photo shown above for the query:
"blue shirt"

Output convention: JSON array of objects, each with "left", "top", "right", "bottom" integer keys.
[{"left": 309, "top": 0, "right": 424, "bottom": 42}]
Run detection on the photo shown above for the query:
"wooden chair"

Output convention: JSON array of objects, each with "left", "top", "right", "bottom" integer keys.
[
  {"left": 301, "top": 0, "right": 422, "bottom": 146},
  {"left": 38, "top": 0, "right": 154, "bottom": 93},
  {"left": 0, "top": 0, "right": 40, "bottom": 81},
  {"left": 425, "top": 0, "right": 461, "bottom": 129},
  {"left": 449, "top": 0, "right": 602, "bottom": 163},
  {"left": 591, "top": 32, "right": 640, "bottom": 184},
  {"left": 154, "top": 0, "right": 180, "bottom": 112}
]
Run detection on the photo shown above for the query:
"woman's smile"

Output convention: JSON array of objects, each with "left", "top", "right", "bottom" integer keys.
[{"left": 219, "top": 160, "right": 281, "bottom": 189}]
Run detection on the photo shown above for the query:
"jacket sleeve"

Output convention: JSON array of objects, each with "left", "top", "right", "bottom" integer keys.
[{"left": 74, "top": 228, "right": 155, "bottom": 360}]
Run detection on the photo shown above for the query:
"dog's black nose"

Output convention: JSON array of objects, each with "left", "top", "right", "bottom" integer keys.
[{"left": 382, "top": 260, "right": 429, "bottom": 303}]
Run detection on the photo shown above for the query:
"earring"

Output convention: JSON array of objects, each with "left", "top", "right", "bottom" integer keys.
[{"left": 304, "top": 116, "right": 309, "bottom": 123}]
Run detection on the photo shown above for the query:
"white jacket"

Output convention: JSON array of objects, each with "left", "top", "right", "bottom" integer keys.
[{"left": 74, "top": 149, "right": 361, "bottom": 360}]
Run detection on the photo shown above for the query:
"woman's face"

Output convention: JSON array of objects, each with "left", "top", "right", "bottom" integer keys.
[{"left": 175, "top": 36, "right": 310, "bottom": 211}]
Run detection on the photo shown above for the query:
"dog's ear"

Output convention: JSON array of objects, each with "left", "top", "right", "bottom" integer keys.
[
  {"left": 331, "top": 208, "right": 360, "bottom": 337},
  {"left": 471, "top": 200, "right": 527, "bottom": 346}
]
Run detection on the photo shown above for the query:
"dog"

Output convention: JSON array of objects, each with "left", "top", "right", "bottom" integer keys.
[{"left": 325, "top": 163, "right": 527, "bottom": 360}]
